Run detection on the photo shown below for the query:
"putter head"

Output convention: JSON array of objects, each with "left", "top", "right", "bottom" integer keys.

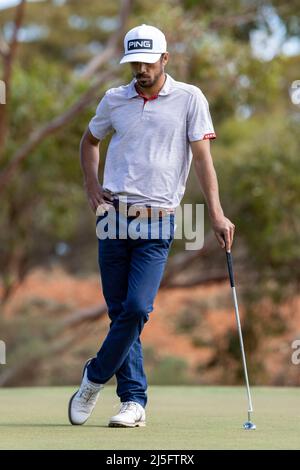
[{"left": 243, "top": 421, "right": 256, "bottom": 430}]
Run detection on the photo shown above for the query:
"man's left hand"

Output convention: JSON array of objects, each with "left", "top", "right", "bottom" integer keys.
[{"left": 211, "top": 215, "right": 235, "bottom": 250}]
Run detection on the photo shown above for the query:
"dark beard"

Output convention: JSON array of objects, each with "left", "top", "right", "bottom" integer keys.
[{"left": 136, "top": 68, "right": 164, "bottom": 88}]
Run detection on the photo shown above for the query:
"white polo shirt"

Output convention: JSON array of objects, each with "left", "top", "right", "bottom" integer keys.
[{"left": 89, "top": 73, "right": 216, "bottom": 208}]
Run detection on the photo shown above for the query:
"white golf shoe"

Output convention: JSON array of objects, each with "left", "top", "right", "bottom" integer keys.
[
  {"left": 68, "top": 359, "right": 104, "bottom": 425},
  {"left": 108, "top": 401, "right": 146, "bottom": 427}
]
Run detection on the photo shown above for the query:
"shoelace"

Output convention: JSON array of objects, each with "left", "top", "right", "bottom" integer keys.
[
  {"left": 119, "top": 401, "right": 140, "bottom": 415},
  {"left": 78, "top": 384, "right": 99, "bottom": 404}
]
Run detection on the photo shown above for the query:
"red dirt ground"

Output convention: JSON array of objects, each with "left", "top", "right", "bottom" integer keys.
[{"left": 1, "top": 265, "right": 300, "bottom": 386}]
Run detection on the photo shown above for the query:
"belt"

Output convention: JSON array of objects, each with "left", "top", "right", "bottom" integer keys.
[
  {"left": 113, "top": 199, "right": 174, "bottom": 218},
  {"left": 99, "top": 196, "right": 175, "bottom": 218}
]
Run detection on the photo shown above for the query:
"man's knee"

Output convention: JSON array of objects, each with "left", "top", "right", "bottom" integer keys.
[
  {"left": 122, "top": 298, "right": 151, "bottom": 322},
  {"left": 107, "top": 307, "right": 121, "bottom": 322}
]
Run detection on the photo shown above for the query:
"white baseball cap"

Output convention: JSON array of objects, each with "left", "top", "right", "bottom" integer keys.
[{"left": 120, "top": 24, "right": 167, "bottom": 64}]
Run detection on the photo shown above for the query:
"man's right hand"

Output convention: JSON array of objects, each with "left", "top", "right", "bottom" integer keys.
[{"left": 84, "top": 181, "right": 114, "bottom": 214}]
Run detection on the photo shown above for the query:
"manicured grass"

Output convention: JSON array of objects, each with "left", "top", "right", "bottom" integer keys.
[{"left": 0, "top": 386, "right": 299, "bottom": 449}]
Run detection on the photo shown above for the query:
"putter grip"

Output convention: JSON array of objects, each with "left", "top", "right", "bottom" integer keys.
[
  {"left": 226, "top": 251, "right": 235, "bottom": 287},
  {"left": 222, "top": 234, "right": 235, "bottom": 287}
]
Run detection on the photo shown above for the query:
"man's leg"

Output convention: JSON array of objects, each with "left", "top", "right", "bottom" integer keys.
[
  {"left": 87, "top": 224, "right": 174, "bottom": 408},
  {"left": 115, "top": 336, "right": 147, "bottom": 407},
  {"left": 88, "top": 228, "right": 148, "bottom": 406}
]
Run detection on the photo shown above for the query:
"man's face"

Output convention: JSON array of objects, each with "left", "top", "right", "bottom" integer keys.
[{"left": 130, "top": 53, "right": 169, "bottom": 88}]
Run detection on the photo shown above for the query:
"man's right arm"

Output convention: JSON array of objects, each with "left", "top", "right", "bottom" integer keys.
[{"left": 79, "top": 127, "right": 114, "bottom": 213}]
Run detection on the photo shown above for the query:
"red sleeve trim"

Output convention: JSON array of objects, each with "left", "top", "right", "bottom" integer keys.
[{"left": 203, "top": 133, "right": 216, "bottom": 140}]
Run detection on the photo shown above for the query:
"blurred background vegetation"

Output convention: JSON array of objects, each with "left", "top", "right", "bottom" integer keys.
[{"left": 0, "top": 0, "right": 299, "bottom": 387}]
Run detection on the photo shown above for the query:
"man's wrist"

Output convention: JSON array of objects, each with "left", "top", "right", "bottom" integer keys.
[
  {"left": 84, "top": 178, "right": 100, "bottom": 188},
  {"left": 208, "top": 207, "right": 224, "bottom": 222}
]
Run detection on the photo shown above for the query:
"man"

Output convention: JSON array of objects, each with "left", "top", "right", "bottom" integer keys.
[{"left": 68, "top": 24, "right": 235, "bottom": 428}]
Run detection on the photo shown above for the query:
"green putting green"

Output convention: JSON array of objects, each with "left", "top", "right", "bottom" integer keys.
[{"left": 0, "top": 386, "right": 299, "bottom": 449}]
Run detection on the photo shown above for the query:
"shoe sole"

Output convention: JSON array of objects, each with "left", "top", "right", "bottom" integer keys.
[
  {"left": 68, "top": 358, "right": 92, "bottom": 426},
  {"left": 108, "top": 421, "right": 146, "bottom": 428}
]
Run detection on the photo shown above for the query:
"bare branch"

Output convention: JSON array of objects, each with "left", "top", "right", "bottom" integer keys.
[
  {"left": 161, "top": 231, "right": 253, "bottom": 289},
  {"left": 210, "top": 3, "right": 295, "bottom": 32},
  {"left": 161, "top": 271, "right": 228, "bottom": 289},
  {"left": 57, "top": 303, "right": 107, "bottom": 329},
  {"left": 161, "top": 231, "right": 219, "bottom": 286},
  {"left": 2, "top": 0, "right": 26, "bottom": 90},
  {"left": 79, "top": 0, "right": 133, "bottom": 79},
  {"left": 209, "top": 10, "right": 258, "bottom": 30},
  {"left": 0, "top": 302, "right": 107, "bottom": 386},
  {"left": 0, "top": 0, "right": 130, "bottom": 175},
  {"left": 0, "top": 32, "right": 9, "bottom": 58},
  {"left": 0, "top": 321, "right": 99, "bottom": 386},
  {"left": 0, "top": 69, "right": 119, "bottom": 192},
  {"left": 8, "top": 0, "right": 26, "bottom": 63},
  {"left": 0, "top": 0, "right": 26, "bottom": 153}
]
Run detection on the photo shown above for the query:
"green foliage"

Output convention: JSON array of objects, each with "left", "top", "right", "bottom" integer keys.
[
  {"left": 215, "top": 113, "right": 300, "bottom": 289},
  {"left": 143, "top": 346, "right": 191, "bottom": 384},
  {"left": 1, "top": 0, "right": 300, "bottom": 386},
  {"left": 149, "top": 356, "right": 191, "bottom": 385},
  {"left": 0, "top": 57, "right": 96, "bottom": 295}
]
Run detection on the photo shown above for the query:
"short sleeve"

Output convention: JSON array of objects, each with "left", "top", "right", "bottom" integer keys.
[
  {"left": 88, "top": 93, "right": 113, "bottom": 140},
  {"left": 187, "top": 89, "right": 216, "bottom": 142}
]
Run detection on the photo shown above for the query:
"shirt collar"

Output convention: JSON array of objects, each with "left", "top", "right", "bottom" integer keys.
[{"left": 127, "top": 73, "right": 173, "bottom": 99}]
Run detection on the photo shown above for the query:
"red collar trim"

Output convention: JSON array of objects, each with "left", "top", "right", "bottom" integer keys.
[{"left": 134, "top": 83, "right": 158, "bottom": 101}]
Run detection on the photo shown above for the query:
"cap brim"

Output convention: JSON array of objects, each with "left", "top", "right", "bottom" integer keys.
[{"left": 120, "top": 53, "right": 161, "bottom": 64}]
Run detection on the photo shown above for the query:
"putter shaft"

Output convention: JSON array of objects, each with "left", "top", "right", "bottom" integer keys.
[{"left": 224, "top": 244, "right": 255, "bottom": 424}]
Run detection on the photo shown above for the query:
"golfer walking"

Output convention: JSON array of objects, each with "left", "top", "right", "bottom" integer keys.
[{"left": 69, "top": 24, "right": 235, "bottom": 427}]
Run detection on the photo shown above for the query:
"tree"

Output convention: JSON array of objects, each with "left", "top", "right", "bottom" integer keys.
[
  {"left": 0, "top": 0, "right": 132, "bottom": 300},
  {"left": 0, "top": 0, "right": 299, "bottom": 386}
]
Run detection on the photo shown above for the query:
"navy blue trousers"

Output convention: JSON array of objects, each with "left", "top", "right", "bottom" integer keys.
[{"left": 87, "top": 212, "right": 175, "bottom": 408}]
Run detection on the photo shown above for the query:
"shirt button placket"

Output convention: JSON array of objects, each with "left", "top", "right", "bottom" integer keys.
[{"left": 137, "top": 92, "right": 158, "bottom": 120}]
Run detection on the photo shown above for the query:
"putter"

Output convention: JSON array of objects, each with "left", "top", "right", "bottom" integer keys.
[{"left": 222, "top": 235, "right": 256, "bottom": 430}]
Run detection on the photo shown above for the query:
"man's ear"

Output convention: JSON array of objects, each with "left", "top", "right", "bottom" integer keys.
[{"left": 162, "top": 52, "right": 169, "bottom": 65}]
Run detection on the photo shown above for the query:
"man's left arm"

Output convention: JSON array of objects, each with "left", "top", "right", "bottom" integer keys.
[{"left": 190, "top": 139, "right": 235, "bottom": 250}]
